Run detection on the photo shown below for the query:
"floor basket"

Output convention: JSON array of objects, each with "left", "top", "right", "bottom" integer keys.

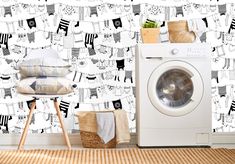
[
  {"left": 80, "top": 131, "right": 116, "bottom": 148},
  {"left": 77, "top": 111, "right": 117, "bottom": 148}
]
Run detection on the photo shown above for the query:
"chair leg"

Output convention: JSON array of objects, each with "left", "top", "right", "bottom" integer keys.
[
  {"left": 53, "top": 99, "right": 71, "bottom": 150},
  {"left": 18, "top": 100, "right": 36, "bottom": 150}
]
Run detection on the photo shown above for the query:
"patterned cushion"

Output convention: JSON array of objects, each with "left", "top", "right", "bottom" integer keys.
[
  {"left": 19, "top": 49, "right": 71, "bottom": 78},
  {"left": 16, "top": 77, "right": 73, "bottom": 95},
  {"left": 19, "top": 57, "right": 71, "bottom": 78}
]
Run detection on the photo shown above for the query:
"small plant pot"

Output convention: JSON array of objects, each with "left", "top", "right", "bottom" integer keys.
[
  {"left": 167, "top": 20, "right": 196, "bottom": 43},
  {"left": 141, "top": 28, "right": 160, "bottom": 43}
]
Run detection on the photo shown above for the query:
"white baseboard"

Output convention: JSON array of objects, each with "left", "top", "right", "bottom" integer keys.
[
  {"left": 0, "top": 134, "right": 81, "bottom": 146},
  {"left": 211, "top": 133, "right": 235, "bottom": 144},
  {"left": 0, "top": 133, "right": 234, "bottom": 146},
  {"left": 0, "top": 133, "right": 137, "bottom": 146}
]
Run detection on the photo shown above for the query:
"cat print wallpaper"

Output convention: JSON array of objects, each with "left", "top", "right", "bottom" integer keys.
[{"left": 0, "top": 0, "right": 235, "bottom": 134}]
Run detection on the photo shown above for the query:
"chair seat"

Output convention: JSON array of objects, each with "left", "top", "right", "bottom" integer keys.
[{"left": 17, "top": 93, "right": 74, "bottom": 99}]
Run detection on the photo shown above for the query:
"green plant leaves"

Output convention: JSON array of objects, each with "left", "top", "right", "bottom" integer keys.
[{"left": 142, "top": 19, "right": 159, "bottom": 28}]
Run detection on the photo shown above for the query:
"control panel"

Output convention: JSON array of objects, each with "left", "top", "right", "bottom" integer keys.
[
  {"left": 139, "top": 43, "right": 210, "bottom": 58},
  {"left": 187, "top": 47, "right": 206, "bottom": 57},
  {"left": 171, "top": 48, "right": 179, "bottom": 55}
]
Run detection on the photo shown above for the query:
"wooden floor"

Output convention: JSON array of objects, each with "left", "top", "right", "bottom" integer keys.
[{"left": 0, "top": 147, "right": 234, "bottom": 164}]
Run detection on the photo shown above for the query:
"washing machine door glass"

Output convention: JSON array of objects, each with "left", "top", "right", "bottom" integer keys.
[
  {"left": 156, "top": 69, "right": 193, "bottom": 108},
  {"left": 148, "top": 61, "right": 204, "bottom": 117}
]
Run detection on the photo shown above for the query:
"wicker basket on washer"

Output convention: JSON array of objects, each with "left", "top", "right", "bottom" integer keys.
[
  {"left": 167, "top": 20, "right": 196, "bottom": 43},
  {"left": 77, "top": 111, "right": 116, "bottom": 148}
]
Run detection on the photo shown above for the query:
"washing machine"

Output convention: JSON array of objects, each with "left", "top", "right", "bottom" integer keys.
[{"left": 136, "top": 43, "right": 211, "bottom": 147}]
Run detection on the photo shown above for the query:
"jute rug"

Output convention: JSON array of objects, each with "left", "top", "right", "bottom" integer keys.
[{"left": 0, "top": 148, "right": 234, "bottom": 164}]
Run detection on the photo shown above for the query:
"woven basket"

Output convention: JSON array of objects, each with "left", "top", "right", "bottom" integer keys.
[
  {"left": 77, "top": 111, "right": 117, "bottom": 148},
  {"left": 167, "top": 20, "right": 195, "bottom": 43},
  {"left": 80, "top": 131, "right": 116, "bottom": 148}
]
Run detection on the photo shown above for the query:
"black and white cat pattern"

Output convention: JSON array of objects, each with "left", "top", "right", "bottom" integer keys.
[
  {"left": 57, "top": 19, "right": 70, "bottom": 36},
  {"left": 0, "top": 115, "right": 12, "bottom": 133},
  {"left": 228, "top": 18, "right": 235, "bottom": 34},
  {"left": 0, "top": 33, "right": 12, "bottom": 49},
  {"left": 59, "top": 101, "right": 70, "bottom": 118},
  {"left": 27, "top": 18, "right": 37, "bottom": 29},
  {"left": 84, "top": 33, "right": 98, "bottom": 49}
]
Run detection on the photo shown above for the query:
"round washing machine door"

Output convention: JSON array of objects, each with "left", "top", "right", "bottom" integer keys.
[{"left": 148, "top": 60, "right": 204, "bottom": 117}]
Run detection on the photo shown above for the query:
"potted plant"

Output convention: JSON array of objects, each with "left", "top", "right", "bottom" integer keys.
[{"left": 141, "top": 19, "right": 160, "bottom": 43}]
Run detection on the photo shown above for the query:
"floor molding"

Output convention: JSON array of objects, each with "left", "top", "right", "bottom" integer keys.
[
  {"left": 211, "top": 132, "right": 235, "bottom": 144},
  {"left": 0, "top": 133, "right": 137, "bottom": 146},
  {"left": 0, "top": 133, "right": 234, "bottom": 146}
]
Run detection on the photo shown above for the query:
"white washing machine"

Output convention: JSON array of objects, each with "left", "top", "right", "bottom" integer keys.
[{"left": 136, "top": 43, "right": 211, "bottom": 147}]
